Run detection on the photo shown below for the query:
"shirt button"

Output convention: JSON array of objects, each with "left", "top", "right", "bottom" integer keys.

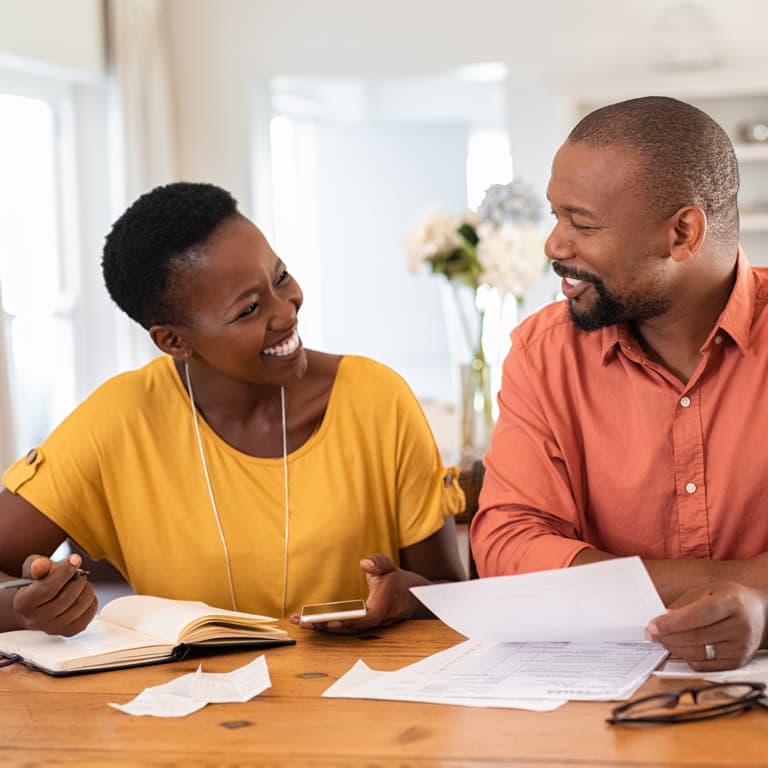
[
  {"left": 680, "top": 396, "right": 691, "bottom": 408},
  {"left": 685, "top": 482, "right": 697, "bottom": 494},
  {"left": 714, "top": 335, "right": 723, "bottom": 345}
]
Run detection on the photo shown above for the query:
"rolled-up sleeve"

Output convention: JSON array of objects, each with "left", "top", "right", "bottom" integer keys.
[{"left": 470, "top": 325, "right": 592, "bottom": 576}]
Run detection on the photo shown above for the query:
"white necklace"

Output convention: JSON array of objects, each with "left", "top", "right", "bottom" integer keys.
[{"left": 184, "top": 361, "right": 290, "bottom": 616}]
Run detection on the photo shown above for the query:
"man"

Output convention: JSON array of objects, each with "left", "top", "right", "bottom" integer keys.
[{"left": 471, "top": 96, "right": 768, "bottom": 672}]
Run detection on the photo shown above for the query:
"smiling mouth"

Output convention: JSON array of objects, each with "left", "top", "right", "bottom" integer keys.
[
  {"left": 553, "top": 264, "right": 597, "bottom": 299},
  {"left": 262, "top": 329, "right": 301, "bottom": 357},
  {"left": 560, "top": 274, "right": 595, "bottom": 302}
]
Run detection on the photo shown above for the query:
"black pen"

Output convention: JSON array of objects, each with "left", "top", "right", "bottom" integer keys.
[{"left": 0, "top": 569, "right": 90, "bottom": 590}]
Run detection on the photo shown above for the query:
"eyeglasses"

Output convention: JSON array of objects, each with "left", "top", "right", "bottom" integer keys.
[{"left": 607, "top": 682, "right": 766, "bottom": 725}]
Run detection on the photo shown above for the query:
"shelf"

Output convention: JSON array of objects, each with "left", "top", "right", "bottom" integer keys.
[
  {"left": 564, "top": 70, "right": 768, "bottom": 241},
  {"left": 734, "top": 143, "right": 768, "bottom": 162},
  {"left": 559, "top": 69, "right": 768, "bottom": 103},
  {"left": 741, "top": 212, "right": 768, "bottom": 232}
]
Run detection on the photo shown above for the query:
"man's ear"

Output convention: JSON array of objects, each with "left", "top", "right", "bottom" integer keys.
[
  {"left": 668, "top": 205, "right": 707, "bottom": 263},
  {"left": 149, "top": 325, "right": 191, "bottom": 359}
]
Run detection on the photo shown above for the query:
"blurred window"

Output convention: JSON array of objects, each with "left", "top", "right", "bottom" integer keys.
[{"left": 0, "top": 88, "right": 77, "bottom": 457}]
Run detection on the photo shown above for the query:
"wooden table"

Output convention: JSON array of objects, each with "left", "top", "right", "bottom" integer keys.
[{"left": 1, "top": 620, "right": 766, "bottom": 767}]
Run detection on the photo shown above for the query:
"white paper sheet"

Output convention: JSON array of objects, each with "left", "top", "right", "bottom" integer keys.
[
  {"left": 654, "top": 650, "right": 768, "bottom": 684},
  {"left": 324, "top": 638, "right": 667, "bottom": 708},
  {"left": 323, "top": 657, "right": 564, "bottom": 710},
  {"left": 109, "top": 655, "right": 271, "bottom": 717},
  {"left": 325, "top": 558, "right": 669, "bottom": 708},
  {"left": 410, "top": 557, "right": 666, "bottom": 643}
]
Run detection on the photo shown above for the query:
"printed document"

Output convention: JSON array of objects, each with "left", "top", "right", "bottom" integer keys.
[
  {"left": 324, "top": 557, "right": 668, "bottom": 709},
  {"left": 655, "top": 650, "right": 768, "bottom": 684},
  {"left": 409, "top": 555, "right": 665, "bottom": 643}
]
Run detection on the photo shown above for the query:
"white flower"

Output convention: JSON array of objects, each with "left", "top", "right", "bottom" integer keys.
[
  {"left": 403, "top": 208, "right": 465, "bottom": 274},
  {"left": 476, "top": 222, "right": 547, "bottom": 299},
  {"left": 404, "top": 178, "right": 547, "bottom": 302}
]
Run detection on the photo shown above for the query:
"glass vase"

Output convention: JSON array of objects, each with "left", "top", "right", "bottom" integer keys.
[
  {"left": 459, "top": 343, "right": 494, "bottom": 464},
  {"left": 441, "top": 283, "right": 500, "bottom": 463}
]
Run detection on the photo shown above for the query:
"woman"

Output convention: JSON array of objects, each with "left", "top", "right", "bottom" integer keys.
[{"left": 0, "top": 182, "right": 466, "bottom": 637}]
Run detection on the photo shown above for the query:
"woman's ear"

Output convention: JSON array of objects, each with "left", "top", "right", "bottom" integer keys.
[
  {"left": 149, "top": 325, "right": 191, "bottom": 359},
  {"left": 669, "top": 205, "right": 707, "bottom": 263}
]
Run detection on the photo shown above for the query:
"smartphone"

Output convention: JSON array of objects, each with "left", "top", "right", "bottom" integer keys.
[{"left": 299, "top": 599, "right": 367, "bottom": 623}]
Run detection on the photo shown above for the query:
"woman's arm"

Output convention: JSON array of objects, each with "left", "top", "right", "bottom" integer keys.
[
  {"left": 0, "top": 489, "right": 98, "bottom": 634},
  {"left": 399, "top": 513, "right": 466, "bottom": 583},
  {"left": 290, "top": 517, "right": 466, "bottom": 632}
]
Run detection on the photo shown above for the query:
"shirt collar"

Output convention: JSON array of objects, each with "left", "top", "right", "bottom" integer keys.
[
  {"left": 711, "top": 246, "right": 752, "bottom": 353},
  {"left": 599, "top": 247, "right": 752, "bottom": 364}
]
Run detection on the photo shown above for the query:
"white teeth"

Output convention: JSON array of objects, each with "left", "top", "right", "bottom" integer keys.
[
  {"left": 263, "top": 329, "right": 300, "bottom": 357},
  {"left": 565, "top": 277, "right": 583, "bottom": 286}
]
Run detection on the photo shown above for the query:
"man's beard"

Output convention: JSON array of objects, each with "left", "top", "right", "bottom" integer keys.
[{"left": 565, "top": 275, "right": 670, "bottom": 332}]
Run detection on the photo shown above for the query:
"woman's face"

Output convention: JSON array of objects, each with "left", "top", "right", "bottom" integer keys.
[{"left": 167, "top": 215, "right": 308, "bottom": 387}]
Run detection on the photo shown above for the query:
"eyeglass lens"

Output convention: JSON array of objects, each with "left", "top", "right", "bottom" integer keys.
[
  {"left": 695, "top": 684, "right": 759, "bottom": 704},
  {"left": 611, "top": 683, "right": 765, "bottom": 722}
]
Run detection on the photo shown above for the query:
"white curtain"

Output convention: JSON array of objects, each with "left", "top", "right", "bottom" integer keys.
[{"left": 106, "top": 0, "right": 179, "bottom": 368}]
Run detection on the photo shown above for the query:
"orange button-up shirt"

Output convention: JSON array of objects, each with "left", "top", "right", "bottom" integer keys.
[{"left": 471, "top": 250, "right": 768, "bottom": 576}]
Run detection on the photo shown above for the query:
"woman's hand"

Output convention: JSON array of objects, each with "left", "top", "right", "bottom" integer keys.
[
  {"left": 645, "top": 581, "right": 768, "bottom": 671},
  {"left": 357, "top": 553, "right": 426, "bottom": 626},
  {"left": 11, "top": 553, "right": 98, "bottom": 636},
  {"left": 289, "top": 553, "right": 427, "bottom": 634}
]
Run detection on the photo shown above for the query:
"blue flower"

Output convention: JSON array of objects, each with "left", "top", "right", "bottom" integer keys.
[{"left": 477, "top": 179, "right": 543, "bottom": 227}]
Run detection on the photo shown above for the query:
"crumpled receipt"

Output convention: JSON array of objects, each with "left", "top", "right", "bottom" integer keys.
[{"left": 109, "top": 655, "right": 271, "bottom": 717}]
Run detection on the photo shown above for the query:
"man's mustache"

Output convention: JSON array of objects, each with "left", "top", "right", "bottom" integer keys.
[{"left": 551, "top": 263, "right": 600, "bottom": 285}]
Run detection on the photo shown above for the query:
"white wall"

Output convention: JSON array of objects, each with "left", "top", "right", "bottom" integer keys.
[
  {"left": 0, "top": 0, "right": 105, "bottom": 75},
  {"left": 164, "top": 0, "right": 768, "bottom": 212},
  {"left": 313, "top": 120, "right": 468, "bottom": 399},
  {"left": 3, "top": 0, "right": 768, "bottom": 415},
  {"left": 159, "top": 0, "right": 768, "bottom": 409}
]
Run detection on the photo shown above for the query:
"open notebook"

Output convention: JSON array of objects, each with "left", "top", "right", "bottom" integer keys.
[{"left": 0, "top": 594, "right": 294, "bottom": 675}]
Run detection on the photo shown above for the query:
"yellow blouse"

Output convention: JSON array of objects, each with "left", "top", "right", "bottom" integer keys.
[{"left": 3, "top": 355, "right": 462, "bottom": 617}]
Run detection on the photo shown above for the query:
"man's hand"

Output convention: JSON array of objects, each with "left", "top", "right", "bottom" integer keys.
[
  {"left": 289, "top": 553, "right": 425, "bottom": 633},
  {"left": 645, "top": 581, "right": 768, "bottom": 671},
  {"left": 12, "top": 553, "right": 98, "bottom": 636}
]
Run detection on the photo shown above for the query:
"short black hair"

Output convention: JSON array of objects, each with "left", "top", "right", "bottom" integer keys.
[
  {"left": 102, "top": 181, "right": 239, "bottom": 329},
  {"left": 568, "top": 96, "right": 739, "bottom": 247}
]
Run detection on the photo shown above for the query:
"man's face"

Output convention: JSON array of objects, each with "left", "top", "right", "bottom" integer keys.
[{"left": 545, "top": 141, "right": 672, "bottom": 331}]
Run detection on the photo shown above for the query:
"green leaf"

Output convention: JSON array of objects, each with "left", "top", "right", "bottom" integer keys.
[{"left": 457, "top": 222, "right": 479, "bottom": 247}]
